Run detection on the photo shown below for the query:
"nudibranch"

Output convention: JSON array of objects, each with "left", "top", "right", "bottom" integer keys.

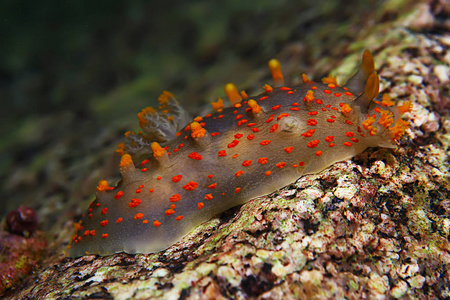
[{"left": 68, "top": 50, "right": 410, "bottom": 257}]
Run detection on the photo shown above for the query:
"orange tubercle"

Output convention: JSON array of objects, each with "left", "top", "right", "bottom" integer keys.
[
  {"left": 268, "top": 59, "right": 284, "bottom": 84},
  {"left": 190, "top": 121, "right": 206, "bottom": 139},
  {"left": 225, "top": 83, "right": 243, "bottom": 104},
  {"left": 151, "top": 142, "right": 166, "bottom": 158}
]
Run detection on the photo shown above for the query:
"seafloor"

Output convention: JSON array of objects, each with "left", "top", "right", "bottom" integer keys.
[{"left": 0, "top": 0, "right": 449, "bottom": 299}]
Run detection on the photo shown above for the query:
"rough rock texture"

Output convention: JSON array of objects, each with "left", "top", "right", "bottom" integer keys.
[{"left": 2, "top": 0, "right": 449, "bottom": 299}]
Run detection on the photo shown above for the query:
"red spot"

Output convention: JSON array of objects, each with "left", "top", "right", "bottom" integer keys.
[
  {"left": 188, "top": 152, "right": 203, "bottom": 160},
  {"left": 242, "top": 160, "right": 253, "bottom": 167},
  {"left": 83, "top": 230, "right": 89, "bottom": 236},
  {"left": 270, "top": 124, "right": 278, "bottom": 133},
  {"left": 307, "top": 119, "right": 317, "bottom": 126},
  {"left": 183, "top": 181, "right": 198, "bottom": 191},
  {"left": 175, "top": 215, "right": 184, "bottom": 221},
  {"left": 235, "top": 114, "right": 243, "bottom": 120},
  {"left": 252, "top": 128, "right": 260, "bottom": 132},
  {"left": 198, "top": 202, "right": 204, "bottom": 210},
  {"left": 307, "top": 140, "right": 320, "bottom": 148},
  {"left": 290, "top": 107, "right": 300, "bottom": 111},
  {"left": 141, "top": 168, "right": 148, "bottom": 172},
  {"left": 277, "top": 113, "right": 290, "bottom": 120},
  {"left": 101, "top": 208, "right": 108, "bottom": 215},
  {"left": 284, "top": 147, "right": 294, "bottom": 153},
  {"left": 211, "top": 132, "right": 221, "bottom": 136},
  {"left": 326, "top": 119, "right": 335, "bottom": 123},
  {"left": 237, "top": 119, "right": 248, "bottom": 126},
  {"left": 135, "top": 189, "right": 142, "bottom": 193},
  {"left": 324, "top": 89, "right": 332, "bottom": 94},
  {"left": 208, "top": 174, "right": 214, "bottom": 179},
  {"left": 345, "top": 120, "right": 354, "bottom": 125},
  {"left": 322, "top": 108, "right": 327, "bottom": 111},
  {"left": 218, "top": 115, "right": 224, "bottom": 118},
  {"left": 287, "top": 91, "right": 294, "bottom": 94},
  {"left": 228, "top": 140, "right": 240, "bottom": 148},
  {"left": 139, "top": 185, "right": 144, "bottom": 188},
  {"left": 265, "top": 171, "right": 271, "bottom": 176},
  {"left": 234, "top": 133, "right": 243, "bottom": 139},
  {"left": 153, "top": 220, "right": 161, "bottom": 227},
  {"left": 308, "top": 111, "right": 318, "bottom": 115},
  {"left": 143, "top": 220, "right": 149, "bottom": 224},
  {"left": 208, "top": 183, "right": 217, "bottom": 189},
  {"left": 258, "top": 157, "right": 268, "bottom": 164},
  {"left": 276, "top": 162, "right": 286, "bottom": 168},
  {"left": 344, "top": 91, "right": 353, "bottom": 96},
  {"left": 316, "top": 99, "right": 323, "bottom": 104},
  {"left": 329, "top": 143, "right": 335, "bottom": 147},
  {"left": 344, "top": 142, "right": 353, "bottom": 147},
  {"left": 345, "top": 131, "right": 355, "bottom": 137},
  {"left": 301, "top": 129, "right": 315, "bottom": 137},
  {"left": 134, "top": 213, "right": 144, "bottom": 219},
  {"left": 260, "top": 140, "right": 271, "bottom": 146},
  {"left": 299, "top": 161, "right": 305, "bottom": 166},
  {"left": 149, "top": 188, "right": 155, "bottom": 193},
  {"left": 100, "top": 220, "right": 108, "bottom": 227},
  {"left": 102, "top": 233, "right": 108, "bottom": 239},
  {"left": 114, "top": 191, "right": 124, "bottom": 199},
  {"left": 90, "top": 230, "right": 95, "bottom": 236},
  {"left": 259, "top": 96, "right": 269, "bottom": 100},
  {"left": 204, "top": 194, "right": 213, "bottom": 200},
  {"left": 247, "top": 123, "right": 256, "bottom": 127},
  {"left": 247, "top": 134, "right": 255, "bottom": 140},
  {"left": 218, "top": 150, "right": 227, "bottom": 157},
  {"left": 140, "top": 159, "right": 149, "bottom": 166},
  {"left": 165, "top": 209, "right": 175, "bottom": 216},
  {"left": 316, "top": 151, "right": 323, "bottom": 156},
  {"left": 235, "top": 187, "right": 241, "bottom": 193},
  {"left": 178, "top": 143, "right": 184, "bottom": 148},
  {"left": 116, "top": 218, "right": 123, "bottom": 223},
  {"left": 334, "top": 93, "right": 341, "bottom": 97},
  {"left": 232, "top": 154, "right": 239, "bottom": 159},
  {"left": 235, "top": 170, "right": 244, "bottom": 177},
  {"left": 266, "top": 115, "right": 275, "bottom": 123},
  {"left": 157, "top": 176, "right": 162, "bottom": 180},
  {"left": 172, "top": 175, "right": 183, "bottom": 183},
  {"left": 292, "top": 164, "right": 298, "bottom": 168},
  {"left": 170, "top": 193, "right": 181, "bottom": 202},
  {"left": 272, "top": 105, "right": 281, "bottom": 110},
  {"left": 325, "top": 136, "right": 334, "bottom": 142},
  {"left": 280, "top": 87, "right": 291, "bottom": 91},
  {"left": 291, "top": 102, "right": 299, "bottom": 106},
  {"left": 351, "top": 138, "right": 359, "bottom": 143},
  {"left": 129, "top": 198, "right": 142, "bottom": 208}
]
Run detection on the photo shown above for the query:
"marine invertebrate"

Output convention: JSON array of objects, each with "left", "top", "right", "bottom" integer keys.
[{"left": 68, "top": 50, "right": 410, "bottom": 256}]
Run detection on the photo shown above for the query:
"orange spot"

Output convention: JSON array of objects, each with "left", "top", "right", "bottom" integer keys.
[
  {"left": 248, "top": 99, "right": 262, "bottom": 114},
  {"left": 252, "top": 128, "right": 260, "bottom": 132},
  {"left": 134, "top": 213, "right": 144, "bottom": 219},
  {"left": 272, "top": 105, "right": 281, "bottom": 110},
  {"left": 299, "top": 161, "right": 305, "bottom": 166},
  {"left": 268, "top": 59, "right": 284, "bottom": 84},
  {"left": 322, "top": 75, "right": 337, "bottom": 85},
  {"left": 96, "top": 180, "right": 112, "bottom": 192},
  {"left": 308, "top": 111, "right": 318, "bottom": 116},
  {"left": 290, "top": 107, "right": 300, "bottom": 111},
  {"left": 234, "top": 133, "right": 243, "bottom": 139},
  {"left": 326, "top": 119, "right": 335, "bottom": 123},
  {"left": 237, "top": 119, "right": 248, "bottom": 126},
  {"left": 143, "top": 220, "right": 149, "bottom": 224},
  {"left": 277, "top": 113, "right": 290, "bottom": 120},
  {"left": 266, "top": 115, "right": 275, "bottom": 123},
  {"left": 334, "top": 93, "right": 341, "bottom": 97},
  {"left": 265, "top": 171, "right": 271, "bottom": 176},
  {"left": 208, "top": 174, "right": 214, "bottom": 179},
  {"left": 153, "top": 220, "right": 161, "bottom": 227},
  {"left": 151, "top": 142, "right": 166, "bottom": 158},
  {"left": 90, "top": 230, "right": 95, "bottom": 236},
  {"left": 329, "top": 143, "right": 335, "bottom": 147},
  {"left": 225, "top": 83, "right": 242, "bottom": 104},
  {"left": 301, "top": 129, "right": 315, "bottom": 137},
  {"left": 170, "top": 193, "right": 181, "bottom": 202},
  {"left": 232, "top": 154, "right": 239, "bottom": 159},
  {"left": 301, "top": 73, "right": 311, "bottom": 83},
  {"left": 149, "top": 188, "right": 155, "bottom": 193},
  {"left": 190, "top": 121, "right": 206, "bottom": 139},
  {"left": 397, "top": 101, "right": 412, "bottom": 114},
  {"left": 208, "top": 183, "right": 217, "bottom": 189},
  {"left": 341, "top": 104, "right": 352, "bottom": 114},
  {"left": 204, "top": 193, "right": 213, "bottom": 200},
  {"left": 345, "top": 132, "right": 355, "bottom": 137},
  {"left": 116, "top": 218, "right": 123, "bottom": 223},
  {"left": 175, "top": 215, "right": 184, "bottom": 221},
  {"left": 323, "top": 89, "right": 332, "bottom": 94}
]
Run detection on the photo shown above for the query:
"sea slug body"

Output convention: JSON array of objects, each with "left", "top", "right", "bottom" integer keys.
[{"left": 69, "top": 50, "right": 410, "bottom": 256}]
